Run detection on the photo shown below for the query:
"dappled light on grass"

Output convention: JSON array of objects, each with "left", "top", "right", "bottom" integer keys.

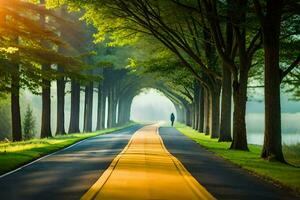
[
  {"left": 283, "top": 144, "right": 300, "bottom": 166},
  {"left": 0, "top": 134, "right": 96, "bottom": 153}
]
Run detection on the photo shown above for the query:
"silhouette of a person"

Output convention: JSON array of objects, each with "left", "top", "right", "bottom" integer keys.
[{"left": 170, "top": 113, "right": 175, "bottom": 126}]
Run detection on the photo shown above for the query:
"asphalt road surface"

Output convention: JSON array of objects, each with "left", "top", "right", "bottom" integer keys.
[
  {"left": 81, "top": 125, "right": 215, "bottom": 200},
  {"left": 0, "top": 125, "right": 299, "bottom": 200},
  {"left": 159, "top": 127, "right": 299, "bottom": 200},
  {"left": 0, "top": 125, "right": 142, "bottom": 200}
]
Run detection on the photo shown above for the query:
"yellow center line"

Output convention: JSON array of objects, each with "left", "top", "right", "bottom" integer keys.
[{"left": 81, "top": 125, "right": 216, "bottom": 200}]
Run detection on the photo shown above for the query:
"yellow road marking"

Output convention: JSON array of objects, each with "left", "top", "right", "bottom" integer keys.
[{"left": 81, "top": 125, "right": 216, "bottom": 200}]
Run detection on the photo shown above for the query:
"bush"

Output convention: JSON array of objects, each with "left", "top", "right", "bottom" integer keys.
[{"left": 23, "top": 105, "right": 36, "bottom": 140}]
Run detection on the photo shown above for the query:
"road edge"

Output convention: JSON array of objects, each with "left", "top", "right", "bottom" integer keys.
[
  {"left": 173, "top": 125, "right": 300, "bottom": 198},
  {"left": 0, "top": 124, "right": 140, "bottom": 179}
]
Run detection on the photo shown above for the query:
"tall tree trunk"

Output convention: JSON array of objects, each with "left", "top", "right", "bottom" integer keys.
[
  {"left": 124, "top": 95, "right": 133, "bottom": 123},
  {"left": 219, "top": 0, "right": 234, "bottom": 141},
  {"left": 68, "top": 80, "right": 80, "bottom": 133},
  {"left": 230, "top": 69, "right": 248, "bottom": 150},
  {"left": 39, "top": 2, "right": 51, "bottom": 138},
  {"left": 193, "top": 82, "right": 200, "bottom": 130},
  {"left": 180, "top": 106, "right": 186, "bottom": 124},
  {"left": 210, "top": 85, "right": 221, "bottom": 138},
  {"left": 229, "top": 0, "right": 250, "bottom": 151},
  {"left": 191, "top": 103, "right": 195, "bottom": 129},
  {"left": 203, "top": 88, "right": 211, "bottom": 135},
  {"left": 118, "top": 95, "right": 130, "bottom": 125},
  {"left": 56, "top": 66, "right": 65, "bottom": 135},
  {"left": 261, "top": 0, "right": 285, "bottom": 162},
  {"left": 185, "top": 108, "right": 189, "bottom": 126},
  {"left": 123, "top": 98, "right": 128, "bottom": 124},
  {"left": 83, "top": 85, "right": 88, "bottom": 131},
  {"left": 197, "top": 85, "right": 204, "bottom": 132},
  {"left": 180, "top": 106, "right": 185, "bottom": 124},
  {"left": 96, "top": 81, "right": 104, "bottom": 130},
  {"left": 185, "top": 106, "right": 192, "bottom": 126},
  {"left": 88, "top": 82, "right": 94, "bottom": 131},
  {"left": 107, "top": 88, "right": 113, "bottom": 128},
  {"left": 101, "top": 89, "right": 107, "bottom": 129},
  {"left": 202, "top": 25, "right": 218, "bottom": 136},
  {"left": 55, "top": 7, "right": 67, "bottom": 136},
  {"left": 219, "top": 65, "right": 232, "bottom": 141},
  {"left": 174, "top": 104, "right": 179, "bottom": 123},
  {"left": 41, "top": 64, "right": 52, "bottom": 138},
  {"left": 181, "top": 106, "right": 186, "bottom": 124},
  {"left": 118, "top": 97, "right": 124, "bottom": 125},
  {"left": 190, "top": 107, "right": 195, "bottom": 128},
  {"left": 83, "top": 82, "right": 93, "bottom": 132},
  {"left": 111, "top": 86, "right": 117, "bottom": 127},
  {"left": 11, "top": 64, "right": 22, "bottom": 141}
]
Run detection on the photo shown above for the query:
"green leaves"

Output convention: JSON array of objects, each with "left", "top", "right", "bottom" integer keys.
[{"left": 0, "top": 0, "right": 100, "bottom": 94}]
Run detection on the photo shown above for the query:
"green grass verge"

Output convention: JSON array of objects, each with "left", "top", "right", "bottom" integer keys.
[
  {"left": 174, "top": 122, "right": 300, "bottom": 194},
  {"left": 0, "top": 122, "right": 137, "bottom": 175}
]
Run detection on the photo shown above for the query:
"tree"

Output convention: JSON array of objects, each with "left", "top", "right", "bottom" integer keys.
[
  {"left": 1, "top": 0, "right": 65, "bottom": 140},
  {"left": 23, "top": 105, "right": 36, "bottom": 140},
  {"left": 96, "top": 69, "right": 105, "bottom": 130},
  {"left": 254, "top": 0, "right": 300, "bottom": 162},
  {"left": 68, "top": 79, "right": 81, "bottom": 133},
  {"left": 0, "top": 0, "right": 95, "bottom": 139},
  {"left": 193, "top": 0, "right": 262, "bottom": 149},
  {"left": 39, "top": 0, "right": 52, "bottom": 138}
]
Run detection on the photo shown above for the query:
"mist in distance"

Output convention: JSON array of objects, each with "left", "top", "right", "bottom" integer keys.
[
  {"left": 17, "top": 86, "right": 300, "bottom": 145},
  {"left": 130, "top": 89, "right": 300, "bottom": 145},
  {"left": 131, "top": 89, "right": 176, "bottom": 122}
]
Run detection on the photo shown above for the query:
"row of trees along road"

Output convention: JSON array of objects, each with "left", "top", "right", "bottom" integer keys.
[
  {"left": 1, "top": 1, "right": 89, "bottom": 140},
  {"left": 0, "top": 1, "right": 137, "bottom": 141},
  {"left": 53, "top": 0, "right": 300, "bottom": 163},
  {"left": 1, "top": 0, "right": 299, "bottom": 165}
]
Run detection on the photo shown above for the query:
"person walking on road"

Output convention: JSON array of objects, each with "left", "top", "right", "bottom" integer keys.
[{"left": 170, "top": 113, "right": 175, "bottom": 126}]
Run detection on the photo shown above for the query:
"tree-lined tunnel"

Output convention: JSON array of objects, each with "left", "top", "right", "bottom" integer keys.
[
  {"left": 78, "top": 66, "right": 192, "bottom": 131},
  {"left": 55, "top": 69, "right": 183, "bottom": 134},
  {"left": 0, "top": 0, "right": 300, "bottom": 199}
]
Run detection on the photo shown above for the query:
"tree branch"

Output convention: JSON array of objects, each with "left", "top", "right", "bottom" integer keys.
[{"left": 280, "top": 54, "right": 300, "bottom": 81}]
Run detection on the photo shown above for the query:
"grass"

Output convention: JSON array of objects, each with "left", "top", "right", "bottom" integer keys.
[
  {"left": 0, "top": 122, "right": 136, "bottom": 175},
  {"left": 174, "top": 122, "right": 300, "bottom": 195}
]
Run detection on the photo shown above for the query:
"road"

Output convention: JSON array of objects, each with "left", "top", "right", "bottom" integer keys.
[
  {"left": 81, "top": 125, "right": 215, "bottom": 200},
  {"left": 159, "top": 127, "right": 299, "bottom": 200},
  {"left": 0, "top": 125, "right": 142, "bottom": 200},
  {"left": 0, "top": 125, "right": 298, "bottom": 200}
]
